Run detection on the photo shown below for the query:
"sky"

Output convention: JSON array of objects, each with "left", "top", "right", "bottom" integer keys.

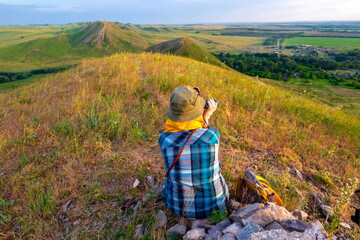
[{"left": 0, "top": 0, "right": 359, "bottom": 25}]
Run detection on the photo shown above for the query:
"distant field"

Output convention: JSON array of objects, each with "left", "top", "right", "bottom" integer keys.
[
  {"left": 304, "top": 31, "right": 360, "bottom": 38},
  {"left": 284, "top": 37, "right": 360, "bottom": 48},
  {"left": 0, "top": 24, "right": 82, "bottom": 48},
  {"left": 135, "top": 27, "right": 266, "bottom": 53}
]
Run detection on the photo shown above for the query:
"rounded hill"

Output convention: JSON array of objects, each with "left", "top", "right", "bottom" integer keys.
[
  {"left": 0, "top": 21, "right": 149, "bottom": 71},
  {"left": 145, "top": 37, "right": 226, "bottom": 68},
  {"left": 0, "top": 53, "right": 359, "bottom": 238}
]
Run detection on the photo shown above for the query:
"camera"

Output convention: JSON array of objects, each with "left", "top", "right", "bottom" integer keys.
[{"left": 204, "top": 99, "right": 218, "bottom": 109}]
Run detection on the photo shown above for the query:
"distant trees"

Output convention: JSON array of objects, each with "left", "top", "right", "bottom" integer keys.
[
  {"left": 215, "top": 50, "right": 360, "bottom": 89},
  {"left": 0, "top": 65, "right": 76, "bottom": 84}
]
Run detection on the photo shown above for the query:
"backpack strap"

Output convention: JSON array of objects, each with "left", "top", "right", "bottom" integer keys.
[
  {"left": 166, "top": 129, "right": 196, "bottom": 177},
  {"left": 242, "top": 170, "right": 268, "bottom": 190}
]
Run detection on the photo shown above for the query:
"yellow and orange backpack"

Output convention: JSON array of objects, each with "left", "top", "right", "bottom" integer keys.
[{"left": 234, "top": 170, "right": 283, "bottom": 206}]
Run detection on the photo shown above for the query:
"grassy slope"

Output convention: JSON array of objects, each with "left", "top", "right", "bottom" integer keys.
[
  {"left": 146, "top": 37, "right": 227, "bottom": 68},
  {"left": 260, "top": 78, "right": 360, "bottom": 118},
  {"left": 0, "top": 22, "right": 149, "bottom": 72},
  {"left": 177, "top": 37, "right": 227, "bottom": 68},
  {"left": 0, "top": 53, "right": 359, "bottom": 239}
]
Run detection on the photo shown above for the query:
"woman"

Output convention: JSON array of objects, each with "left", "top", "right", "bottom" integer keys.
[{"left": 159, "top": 86, "right": 229, "bottom": 220}]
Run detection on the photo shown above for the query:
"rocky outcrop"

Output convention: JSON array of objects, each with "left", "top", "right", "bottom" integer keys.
[{"left": 165, "top": 202, "right": 328, "bottom": 240}]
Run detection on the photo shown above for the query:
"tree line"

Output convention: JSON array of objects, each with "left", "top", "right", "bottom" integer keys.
[
  {"left": 0, "top": 65, "right": 76, "bottom": 84},
  {"left": 215, "top": 50, "right": 360, "bottom": 89}
]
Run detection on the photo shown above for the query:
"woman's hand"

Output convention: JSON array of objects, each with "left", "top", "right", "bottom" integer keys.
[{"left": 203, "top": 99, "right": 218, "bottom": 125}]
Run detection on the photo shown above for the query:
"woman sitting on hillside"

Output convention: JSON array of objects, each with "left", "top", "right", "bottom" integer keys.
[{"left": 159, "top": 86, "right": 229, "bottom": 220}]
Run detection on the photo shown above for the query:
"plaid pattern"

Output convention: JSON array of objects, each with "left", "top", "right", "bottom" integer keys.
[{"left": 159, "top": 127, "right": 229, "bottom": 219}]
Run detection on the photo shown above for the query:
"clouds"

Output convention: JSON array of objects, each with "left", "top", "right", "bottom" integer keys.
[{"left": 0, "top": 0, "right": 359, "bottom": 25}]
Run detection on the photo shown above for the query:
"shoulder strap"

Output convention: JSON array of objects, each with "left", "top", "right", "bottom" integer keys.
[{"left": 166, "top": 129, "right": 196, "bottom": 177}]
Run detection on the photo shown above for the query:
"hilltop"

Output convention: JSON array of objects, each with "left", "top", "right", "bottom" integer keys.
[
  {"left": 0, "top": 21, "right": 148, "bottom": 71},
  {"left": 0, "top": 53, "right": 359, "bottom": 239},
  {"left": 145, "top": 37, "right": 226, "bottom": 68}
]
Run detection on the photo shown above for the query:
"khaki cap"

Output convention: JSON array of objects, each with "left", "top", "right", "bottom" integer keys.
[{"left": 167, "top": 86, "right": 206, "bottom": 122}]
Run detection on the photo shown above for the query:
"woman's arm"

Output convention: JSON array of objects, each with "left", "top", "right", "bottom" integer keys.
[{"left": 203, "top": 99, "right": 218, "bottom": 127}]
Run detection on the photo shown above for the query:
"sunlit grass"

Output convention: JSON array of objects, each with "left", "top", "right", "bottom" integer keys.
[{"left": 0, "top": 52, "right": 359, "bottom": 238}]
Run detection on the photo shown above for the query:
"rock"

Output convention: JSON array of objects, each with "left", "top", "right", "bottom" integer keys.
[
  {"left": 229, "top": 200, "right": 242, "bottom": 210},
  {"left": 249, "top": 228, "right": 323, "bottom": 240},
  {"left": 146, "top": 175, "right": 155, "bottom": 186},
  {"left": 230, "top": 203, "right": 264, "bottom": 222},
  {"left": 0, "top": 172, "right": 5, "bottom": 177},
  {"left": 241, "top": 203, "right": 295, "bottom": 227},
  {"left": 310, "top": 220, "right": 328, "bottom": 237},
  {"left": 133, "top": 179, "right": 140, "bottom": 188},
  {"left": 339, "top": 222, "right": 351, "bottom": 229},
  {"left": 134, "top": 201, "right": 142, "bottom": 211},
  {"left": 166, "top": 224, "right": 187, "bottom": 236},
  {"left": 236, "top": 222, "right": 263, "bottom": 240},
  {"left": 264, "top": 221, "right": 283, "bottom": 230},
  {"left": 191, "top": 219, "right": 213, "bottom": 230},
  {"left": 248, "top": 229, "right": 291, "bottom": 240},
  {"left": 291, "top": 208, "right": 308, "bottom": 221},
  {"left": 223, "top": 222, "right": 242, "bottom": 236},
  {"left": 320, "top": 204, "right": 333, "bottom": 220},
  {"left": 220, "top": 233, "right": 236, "bottom": 240},
  {"left": 294, "top": 169, "right": 304, "bottom": 182},
  {"left": 312, "top": 193, "right": 324, "bottom": 206},
  {"left": 156, "top": 210, "right": 167, "bottom": 227},
  {"left": 73, "top": 219, "right": 81, "bottom": 226},
  {"left": 183, "top": 228, "right": 206, "bottom": 240},
  {"left": 151, "top": 185, "right": 163, "bottom": 194},
  {"left": 205, "top": 230, "right": 222, "bottom": 240},
  {"left": 279, "top": 219, "right": 312, "bottom": 232},
  {"left": 135, "top": 224, "right": 146, "bottom": 238},
  {"left": 63, "top": 199, "right": 72, "bottom": 212},
  {"left": 142, "top": 193, "right": 154, "bottom": 202},
  {"left": 208, "top": 219, "right": 231, "bottom": 238}
]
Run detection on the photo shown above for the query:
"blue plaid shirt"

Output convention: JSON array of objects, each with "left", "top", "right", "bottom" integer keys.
[{"left": 159, "top": 127, "right": 229, "bottom": 219}]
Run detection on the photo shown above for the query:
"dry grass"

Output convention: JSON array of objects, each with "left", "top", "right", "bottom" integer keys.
[{"left": 0, "top": 53, "right": 359, "bottom": 238}]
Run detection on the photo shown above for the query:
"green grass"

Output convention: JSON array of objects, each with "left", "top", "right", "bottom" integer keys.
[
  {"left": 0, "top": 21, "right": 149, "bottom": 72},
  {"left": 147, "top": 37, "right": 227, "bottom": 68},
  {"left": 284, "top": 37, "right": 360, "bottom": 48},
  {"left": 0, "top": 53, "right": 359, "bottom": 238},
  {"left": 259, "top": 78, "right": 360, "bottom": 118},
  {"left": 0, "top": 23, "right": 84, "bottom": 48},
  {"left": 0, "top": 74, "right": 46, "bottom": 92},
  {"left": 207, "top": 209, "right": 228, "bottom": 224}
]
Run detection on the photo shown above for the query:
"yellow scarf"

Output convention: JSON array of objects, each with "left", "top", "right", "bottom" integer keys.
[{"left": 165, "top": 115, "right": 205, "bottom": 132}]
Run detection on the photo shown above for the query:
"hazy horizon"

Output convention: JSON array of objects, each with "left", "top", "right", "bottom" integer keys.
[
  {"left": 2, "top": 20, "right": 360, "bottom": 27},
  {"left": 1, "top": 0, "right": 360, "bottom": 25}
]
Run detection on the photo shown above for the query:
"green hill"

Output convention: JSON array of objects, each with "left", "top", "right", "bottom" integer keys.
[
  {"left": 0, "top": 21, "right": 149, "bottom": 71},
  {"left": 0, "top": 53, "right": 359, "bottom": 239},
  {"left": 145, "top": 37, "right": 226, "bottom": 68}
]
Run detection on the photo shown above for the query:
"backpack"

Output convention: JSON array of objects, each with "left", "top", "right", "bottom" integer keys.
[{"left": 234, "top": 170, "right": 283, "bottom": 206}]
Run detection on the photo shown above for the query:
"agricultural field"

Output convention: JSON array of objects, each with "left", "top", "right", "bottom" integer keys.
[
  {"left": 284, "top": 37, "right": 360, "bottom": 48},
  {"left": 0, "top": 23, "right": 83, "bottom": 48}
]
